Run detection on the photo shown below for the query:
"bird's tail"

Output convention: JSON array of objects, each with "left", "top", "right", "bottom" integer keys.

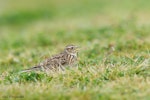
[{"left": 19, "top": 66, "right": 42, "bottom": 73}]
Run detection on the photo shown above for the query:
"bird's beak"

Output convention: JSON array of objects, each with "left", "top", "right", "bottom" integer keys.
[
  {"left": 75, "top": 46, "right": 80, "bottom": 52},
  {"left": 75, "top": 46, "right": 80, "bottom": 48}
]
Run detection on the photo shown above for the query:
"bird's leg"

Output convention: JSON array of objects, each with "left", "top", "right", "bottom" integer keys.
[{"left": 58, "top": 61, "right": 65, "bottom": 71}]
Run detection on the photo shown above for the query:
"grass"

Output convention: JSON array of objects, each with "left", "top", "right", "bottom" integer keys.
[{"left": 0, "top": 0, "right": 150, "bottom": 100}]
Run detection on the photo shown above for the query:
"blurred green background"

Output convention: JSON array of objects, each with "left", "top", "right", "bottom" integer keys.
[
  {"left": 0, "top": 0, "right": 150, "bottom": 49},
  {"left": 0, "top": 0, "right": 150, "bottom": 25}
]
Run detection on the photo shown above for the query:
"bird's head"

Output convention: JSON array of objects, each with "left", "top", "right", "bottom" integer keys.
[{"left": 65, "top": 45, "right": 79, "bottom": 56}]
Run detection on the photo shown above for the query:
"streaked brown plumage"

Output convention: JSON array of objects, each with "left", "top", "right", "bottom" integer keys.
[{"left": 21, "top": 45, "right": 79, "bottom": 73}]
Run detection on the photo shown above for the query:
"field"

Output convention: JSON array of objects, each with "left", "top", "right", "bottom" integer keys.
[{"left": 0, "top": 0, "right": 150, "bottom": 100}]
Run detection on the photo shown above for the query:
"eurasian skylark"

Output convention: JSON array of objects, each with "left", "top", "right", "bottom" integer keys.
[{"left": 21, "top": 45, "right": 79, "bottom": 73}]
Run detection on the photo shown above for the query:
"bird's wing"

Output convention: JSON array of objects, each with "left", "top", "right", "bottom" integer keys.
[{"left": 19, "top": 52, "right": 65, "bottom": 73}]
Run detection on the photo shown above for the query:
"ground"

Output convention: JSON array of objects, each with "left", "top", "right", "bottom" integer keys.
[{"left": 0, "top": 0, "right": 150, "bottom": 100}]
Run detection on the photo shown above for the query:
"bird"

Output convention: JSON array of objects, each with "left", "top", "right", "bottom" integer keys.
[{"left": 20, "top": 45, "right": 79, "bottom": 73}]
